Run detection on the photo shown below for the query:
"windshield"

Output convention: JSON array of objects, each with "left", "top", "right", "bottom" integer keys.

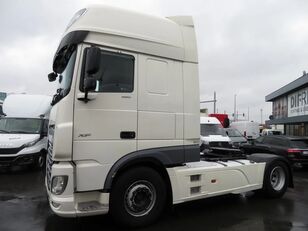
[
  {"left": 51, "top": 47, "right": 77, "bottom": 105},
  {"left": 200, "top": 124, "right": 227, "bottom": 136},
  {"left": 226, "top": 129, "right": 242, "bottom": 137},
  {"left": 291, "top": 140, "right": 308, "bottom": 148},
  {"left": 0, "top": 118, "right": 42, "bottom": 134}
]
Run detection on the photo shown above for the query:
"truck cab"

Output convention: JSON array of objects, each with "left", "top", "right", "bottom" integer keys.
[{"left": 47, "top": 4, "right": 199, "bottom": 218}]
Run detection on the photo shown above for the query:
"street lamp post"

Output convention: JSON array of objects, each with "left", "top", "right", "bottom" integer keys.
[{"left": 234, "top": 94, "right": 237, "bottom": 121}]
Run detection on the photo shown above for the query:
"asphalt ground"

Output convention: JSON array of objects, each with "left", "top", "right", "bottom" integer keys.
[{"left": 0, "top": 166, "right": 308, "bottom": 231}]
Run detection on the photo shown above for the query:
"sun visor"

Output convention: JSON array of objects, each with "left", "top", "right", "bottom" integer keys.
[{"left": 53, "top": 30, "right": 89, "bottom": 72}]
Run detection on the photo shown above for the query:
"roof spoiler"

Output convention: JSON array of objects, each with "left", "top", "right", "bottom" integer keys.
[{"left": 167, "top": 16, "right": 194, "bottom": 27}]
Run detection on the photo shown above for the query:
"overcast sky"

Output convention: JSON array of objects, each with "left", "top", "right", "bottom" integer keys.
[{"left": 1, "top": 0, "right": 308, "bottom": 123}]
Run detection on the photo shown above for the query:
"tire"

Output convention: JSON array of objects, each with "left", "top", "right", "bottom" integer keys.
[
  {"left": 261, "top": 161, "right": 289, "bottom": 198},
  {"left": 31, "top": 152, "right": 46, "bottom": 170},
  {"left": 110, "top": 167, "right": 167, "bottom": 227}
]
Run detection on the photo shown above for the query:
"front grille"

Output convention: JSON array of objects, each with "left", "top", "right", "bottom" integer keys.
[
  {"left": 0, "top": 146, "right": 24, "bottom": 155},
  {"left": 0, "top": 156, "right": 16, "bottom": 165},
  {"left": 46, "top": 140, "right": 53, "bottom": 190},
  {"left": 209, "top": 141, "right": 231, "bottom": 148}
]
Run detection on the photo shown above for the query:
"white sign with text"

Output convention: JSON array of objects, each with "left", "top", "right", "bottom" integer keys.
[{"left": 288, "top": 87, "right": 308, "bottom": 117}]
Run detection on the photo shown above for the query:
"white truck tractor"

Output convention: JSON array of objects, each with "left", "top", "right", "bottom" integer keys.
[
  {"left": 46, "top": 5, "right": 293, "bottom": 227},
  {"left": 0, "top": 94, "right": 51, "bottom": 169}
]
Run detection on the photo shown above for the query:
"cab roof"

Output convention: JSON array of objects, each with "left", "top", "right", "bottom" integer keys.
[{"left": 64, "top": 5, "right": 198, "bottom": 63}]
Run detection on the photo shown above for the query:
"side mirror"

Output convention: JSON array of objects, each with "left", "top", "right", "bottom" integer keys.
[
  {"left": 84, "top": 77, "right": 97, "bottom": 92},
  {"left": 79, "top": 47, "right": 100, "bottom": 103},
  {"left": 41, "top": 131, "right": 47, "bottom": 138},
  {"left": 85, "top": 47, "right": 101, "bottom": 75},
  {"left": 48, "top": 72, "right": 57, "bottom": 82}
]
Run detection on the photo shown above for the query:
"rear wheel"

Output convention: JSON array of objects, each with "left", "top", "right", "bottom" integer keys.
[
  {"left": 261, "top": 161, "right": 289, "bottom": 198},
  {"left": 110, "top": 167, "right": 166, "bottom": 227}
]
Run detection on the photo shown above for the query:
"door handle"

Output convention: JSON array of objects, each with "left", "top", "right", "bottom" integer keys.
[{"left": 120, "top": 131, "right": 136, "bottom": 139}]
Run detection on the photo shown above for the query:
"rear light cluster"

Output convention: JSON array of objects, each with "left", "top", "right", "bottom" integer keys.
[{"left": 287, "top": 149, "right": 301, "bottom": 157}]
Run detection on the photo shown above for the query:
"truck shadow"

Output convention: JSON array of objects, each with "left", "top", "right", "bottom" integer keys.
[{"left": 44, "top": 192, "right": 299, "bottom": 231}]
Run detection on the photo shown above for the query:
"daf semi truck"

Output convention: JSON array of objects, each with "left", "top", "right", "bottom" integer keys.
[{"left": 46, "top": 5, "right": 293, "bottom": 227}]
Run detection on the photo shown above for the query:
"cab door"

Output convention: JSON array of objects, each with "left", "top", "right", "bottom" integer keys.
[{"left": 73, "top": 45, "right": 137, "bottom": 191}]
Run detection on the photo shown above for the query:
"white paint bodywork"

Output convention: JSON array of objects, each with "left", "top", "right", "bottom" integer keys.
[
  {"left": 168, "top": 160, "right": 265, "bottom": 204},
  {"left": 66, "top": 5, "right": 198, "bottom": 63},
  {"left": 48, "top": 159, "right": 265, "bottom": 217},
  {"left": 0, "top": 134, "right": 47, "bottom": 157}
]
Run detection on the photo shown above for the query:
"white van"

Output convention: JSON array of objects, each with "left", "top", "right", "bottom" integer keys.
[
  {"left": 200, "top": 116, "right": 232, "bottom": 151},
  {"left": 230, "top": 121, "right": 260, "bottom": 140},
  {"left": 0, "top": 94, "right": 52, "bottom": 169}
]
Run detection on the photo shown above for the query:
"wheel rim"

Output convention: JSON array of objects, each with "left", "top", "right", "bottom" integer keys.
[
  {"left": 270, "top": 166, "right": 286, "bottom": 191},
  {"left": 124, "top": 180, "right": 156, "bottom": 217}
]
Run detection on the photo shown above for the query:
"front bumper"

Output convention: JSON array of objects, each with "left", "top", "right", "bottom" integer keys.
[
  {"left": 0, "top": 152, "right": 41, "bottom": 167},
  {"left": 46, "top": 162, "right": 109, "bottom": 217},
  {"left": 47, "top": 190, "right": 110, "bottom": 217}
]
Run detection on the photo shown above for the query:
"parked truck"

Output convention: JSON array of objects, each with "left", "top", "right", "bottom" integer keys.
[
  {"left": 46, "top": 5, "right": 293, "bottom": 227},
  {"left": 0, "top": 94, "right": 51, "bottom": 168}
]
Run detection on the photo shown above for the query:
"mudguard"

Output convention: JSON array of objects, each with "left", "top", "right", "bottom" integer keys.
[{"left": 247, "top": 153, "right": 294, "bottom": 188}]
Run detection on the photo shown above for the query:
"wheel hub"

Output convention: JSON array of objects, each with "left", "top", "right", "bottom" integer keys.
[
  {"left": 270, "top": 166, "right": 286, "bottom": 191},
  {"left": 124, "top": 181, "right": 156, "bottom": 217}
]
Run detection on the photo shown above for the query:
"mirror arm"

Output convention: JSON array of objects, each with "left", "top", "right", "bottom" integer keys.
[{"left": 77, "top": 91, "right": 91, "bottom": 103}]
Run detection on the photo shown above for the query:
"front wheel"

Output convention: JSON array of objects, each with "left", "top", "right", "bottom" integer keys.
[
  {"left": 31, "top": 152, "right": 46, "bottom": 170},
  {"left": 110, "top": 167, "right": 167, "bottom": 227},
  {"left": 261, "top": 161, "right": 289, "bottom": 198}
]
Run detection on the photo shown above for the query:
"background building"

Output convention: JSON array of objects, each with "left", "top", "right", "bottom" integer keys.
[{"left": 266, "top": 72, "right": 308, "bottom": 136}]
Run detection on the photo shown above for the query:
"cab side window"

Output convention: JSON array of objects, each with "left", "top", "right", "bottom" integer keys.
[{"left": 81, "top": 49, "right": 135, "bottom": 93}]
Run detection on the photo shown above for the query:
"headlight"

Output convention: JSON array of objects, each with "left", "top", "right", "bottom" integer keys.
[
  {"left": 51, "top": 176, "right": 68, "bottom": 195},
  {"left": 23, "top": 138, "right": 40, "bottom": 148}
]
